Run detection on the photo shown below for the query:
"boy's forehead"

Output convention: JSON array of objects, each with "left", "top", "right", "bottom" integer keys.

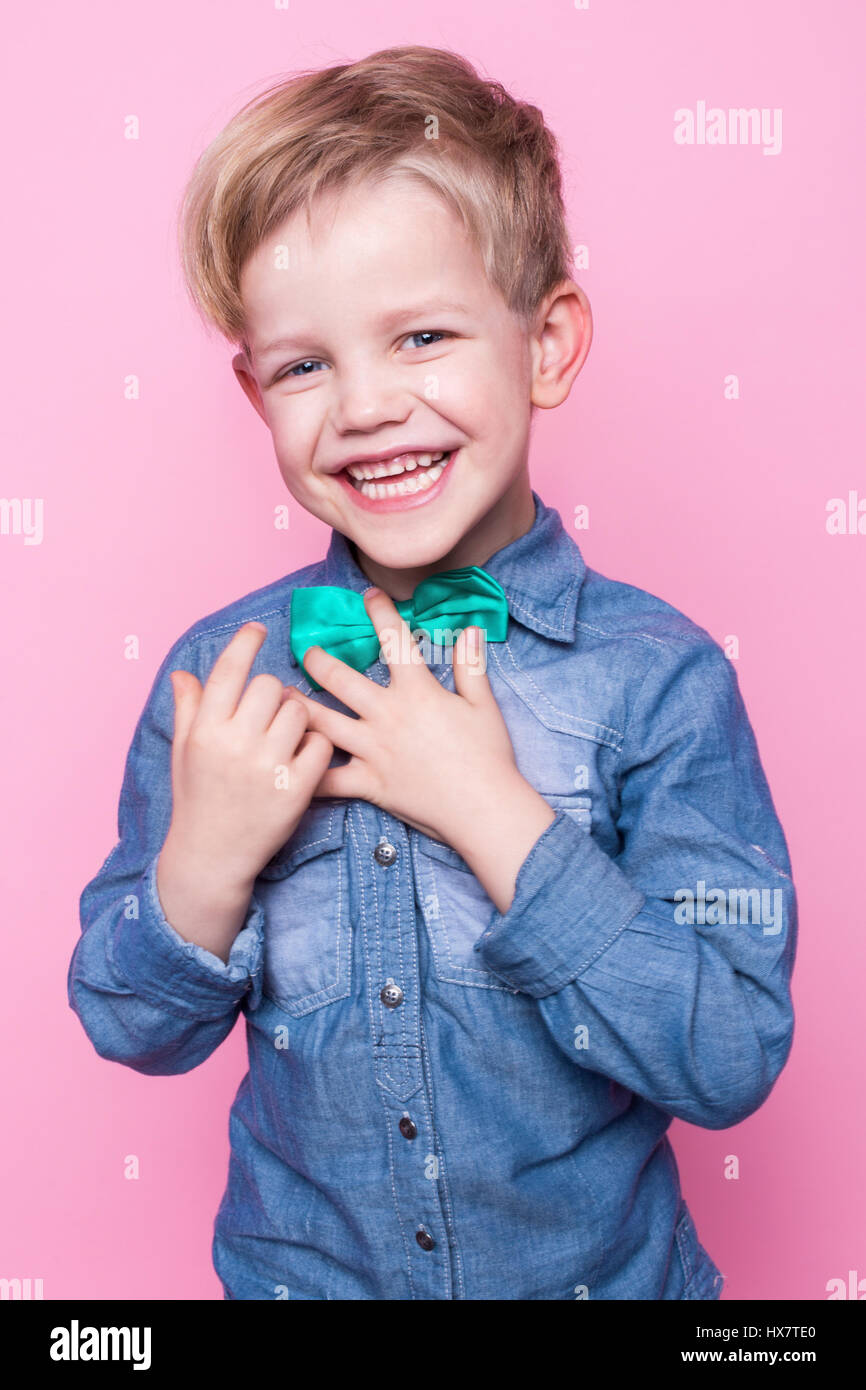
[
  {"left": 241, "top": 175, "right": 499, "bottom": 354},
  {"left": 274, "top": 173, "right": 458, "bottom": 256}
]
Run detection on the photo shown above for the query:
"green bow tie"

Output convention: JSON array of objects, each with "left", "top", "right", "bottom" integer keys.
[{"left": 290, "top": 566, "right": 509, "bottom": 690}]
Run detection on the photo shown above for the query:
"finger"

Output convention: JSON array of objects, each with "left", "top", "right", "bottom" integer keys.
[
  {"left": 452, "top": 626, "right": 496, "bottom": 704},
  {"left": 283, "top": 686, "right": 369, "bottom": 756},
  {"left": 301, "top": 645, "right": 383, "bottom": 718},
  {"left": 310, "top": 757, "right": 369, "bottom": 801},
  {"left": 233, "top": 672, "right": 286, "bottom": 734},
  {"left": 198, "top": 622, "right": 268, "bottom": 722},
  {"left": 264, "top": 691, "right": 313, "bottom": 754},
  {"left": 168, "top": 670, "right": 203, "bottom": 745},
  {"left": 291, "top": 729, "right": 336, "bottom": 787},
  {"left": 362, "top": 586, "right": 427, "bottom": 686}
]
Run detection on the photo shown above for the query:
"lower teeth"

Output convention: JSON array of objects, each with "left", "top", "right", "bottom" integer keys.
[{"left": 351, "top": 452, "right": 452, "bottom": 499}]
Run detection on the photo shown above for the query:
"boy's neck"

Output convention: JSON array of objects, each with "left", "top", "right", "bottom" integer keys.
[{"left": 348, "top": 474, "right": 537, "bottom": 599}]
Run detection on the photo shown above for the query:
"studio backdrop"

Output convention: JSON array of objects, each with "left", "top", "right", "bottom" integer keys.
[{"left": 2, "top": 0, "right": 862, "bottom": 1300}]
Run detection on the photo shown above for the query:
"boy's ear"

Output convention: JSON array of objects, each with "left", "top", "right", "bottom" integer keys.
[
  {"left": 529, "top": 280, "right": 593, "bottom": 411},
  {"left": 232, "top": 350, "right": 268, "bottom": 424}
]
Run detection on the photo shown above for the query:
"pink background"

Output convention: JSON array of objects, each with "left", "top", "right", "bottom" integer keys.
[{"left": 3, "top": 1, "right": 863, "bottom": 1300}]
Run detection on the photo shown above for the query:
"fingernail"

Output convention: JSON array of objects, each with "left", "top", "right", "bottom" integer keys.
[{"left": 363, "top": 585, "right": 381, "bottom": 599}]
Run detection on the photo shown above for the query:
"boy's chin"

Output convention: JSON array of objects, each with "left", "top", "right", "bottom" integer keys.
[
  {"left": 338, "top": 500, "right": 471, "bottom": 569},
  {"left": 349, "top": 529, "right": 463, "bottom": 573}
]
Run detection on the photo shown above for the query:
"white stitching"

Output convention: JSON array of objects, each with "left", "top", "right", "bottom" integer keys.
[{"left": 492, "top": 641, "right": 624, "bottom": 748}]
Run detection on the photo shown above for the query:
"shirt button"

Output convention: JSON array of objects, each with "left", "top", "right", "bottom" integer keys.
[
  {"left": 399, "top": 1116, "right": 417, "bottom": 1140},
  {"left": 416, "top": 1228, "right": 436, "bottom": 1252},
  {"left": 373, "top": 837, "right": 397, "bottom": 866},
  {"left": 380, "top": 982, "right": 404, "bottom": 1008}
]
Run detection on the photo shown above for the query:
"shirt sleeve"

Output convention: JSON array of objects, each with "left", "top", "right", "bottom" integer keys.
[
  {"left": 473, "top": 637, "right": 797, "bottom": 1129},
  {"left": 68, "top": 634, "right": 266, "bottom": 1076}
]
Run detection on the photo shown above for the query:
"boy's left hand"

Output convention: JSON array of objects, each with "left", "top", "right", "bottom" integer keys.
[{"left": 286, "top": 587, "right": 551, "bottom": 871}]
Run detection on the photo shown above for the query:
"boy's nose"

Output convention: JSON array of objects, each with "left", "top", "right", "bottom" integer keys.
[{"left": 331, "top": 369, "right": 412, "bottom": 435}]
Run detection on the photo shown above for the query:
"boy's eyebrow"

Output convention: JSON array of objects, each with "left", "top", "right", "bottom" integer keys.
[{"left": 254, "top": 301, "right": 473, "bottom": 359}]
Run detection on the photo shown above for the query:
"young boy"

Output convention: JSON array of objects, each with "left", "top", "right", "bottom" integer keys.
[{"left": 69, "top": 45, "right": 796, "bottom": 1300}]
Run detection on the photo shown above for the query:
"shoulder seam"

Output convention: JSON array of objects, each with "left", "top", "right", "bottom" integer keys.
[{"left": 164, "top": 562, "right": 325, "bottom": 658}]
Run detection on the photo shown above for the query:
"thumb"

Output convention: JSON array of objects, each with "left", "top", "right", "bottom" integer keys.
[
  {"left": 168, "top": 669, "right": 202, "bottom": 745},
  {"left": 452, "top": 626, "right": 495, "bottom": 704}
]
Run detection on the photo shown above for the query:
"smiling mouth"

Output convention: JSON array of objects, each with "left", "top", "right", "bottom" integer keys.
[{"left": 343, "top": 451, "right": 454, "bottom": 499}]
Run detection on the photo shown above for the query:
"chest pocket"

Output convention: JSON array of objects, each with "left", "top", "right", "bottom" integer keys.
[
  {"left": 412, "top": 793, "right": 591, "bottom": 991},
  {"left": 253, "top": 800, "right": 351, "bottom": 1018}
]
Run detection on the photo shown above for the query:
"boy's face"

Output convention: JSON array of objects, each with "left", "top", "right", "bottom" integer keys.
[{"left": 233, "top": 173, "right": 590, "bottom": 588}]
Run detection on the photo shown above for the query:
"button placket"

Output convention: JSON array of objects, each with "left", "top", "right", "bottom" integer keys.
[
  {"left": 365, "top": 815, "right": 419, "bottom": 1100},
  {"left": 357, "top": 807, "right": 452, "bottom": 1295}
]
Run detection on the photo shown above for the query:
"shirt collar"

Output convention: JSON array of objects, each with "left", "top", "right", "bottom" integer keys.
[{"left": 318, "top": 489, "right": 585, "bottom": 643}]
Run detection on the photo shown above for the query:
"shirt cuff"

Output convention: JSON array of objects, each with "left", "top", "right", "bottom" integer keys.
[
  {"left": 108, "top": 853, "right": 265, "bottom": 1017},
  {"left": 472, "top": 811, "right": 646, "bottom": 997}
]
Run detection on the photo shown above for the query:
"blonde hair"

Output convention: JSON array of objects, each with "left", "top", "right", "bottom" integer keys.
[{"left": 177, "top": 44, "right": 575, "bottom": 355}]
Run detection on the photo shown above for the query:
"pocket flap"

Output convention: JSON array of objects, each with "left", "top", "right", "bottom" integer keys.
[
  {"left": 542, "top": 792, "right": 593, "bottom": 832},
  {"left": 415, "top": 790, "right": 592, "bottom": 870},
  {"left": 258, "top": 800, "right": 348, "bottom": 880},
  {"left": 415, "top": 833, "right": 471, "bottom": 872}
]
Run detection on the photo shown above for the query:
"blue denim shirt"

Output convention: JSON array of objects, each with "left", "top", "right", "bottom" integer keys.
[{"left": 69, "top": 492, "right": 796, "bottom": 1300}]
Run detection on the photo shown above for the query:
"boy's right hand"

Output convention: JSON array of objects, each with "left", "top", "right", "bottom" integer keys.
[{"left": 162, "top": 622, "right": 335, "bottom": 894}]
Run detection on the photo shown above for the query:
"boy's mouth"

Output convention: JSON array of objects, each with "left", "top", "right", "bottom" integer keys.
[{"left": 342, "top": 450, "right": 454, "bottom": 500}]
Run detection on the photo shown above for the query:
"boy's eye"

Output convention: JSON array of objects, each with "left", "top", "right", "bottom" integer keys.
[
  {"left": 275, "top": 331, "right": 451, "bottom": 383},
  {"left": 282, "top": 360, "right": 326, "bottom": 379},
  {"left": 403, "top": 330, "right": 450, "bottom": 349}
]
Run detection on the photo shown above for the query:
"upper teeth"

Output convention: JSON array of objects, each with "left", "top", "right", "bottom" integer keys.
[{"left": 346, "top": 451, "right": 447, "bottom": 481}]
